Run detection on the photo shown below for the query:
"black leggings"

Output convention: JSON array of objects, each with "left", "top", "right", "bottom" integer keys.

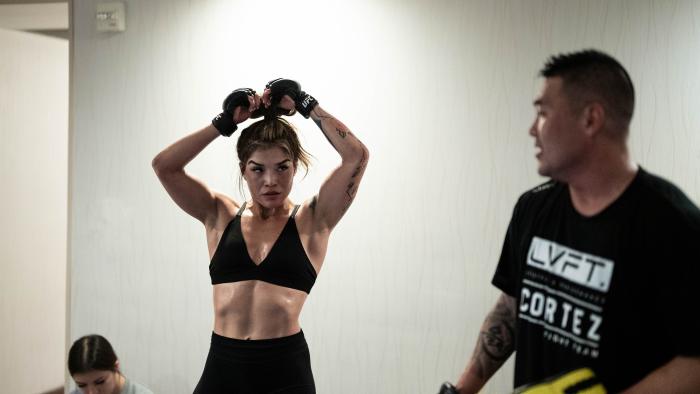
[{"left": 193, "top": 330, "right": 316, "bottom": 394}]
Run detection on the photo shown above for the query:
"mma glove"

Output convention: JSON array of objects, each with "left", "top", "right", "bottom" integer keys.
[
  {"left": 211, "top": 88, "right": 256, "bottom": 137},
  {"left": 265, "top": 78, "right": 319, "bottom": 118}
]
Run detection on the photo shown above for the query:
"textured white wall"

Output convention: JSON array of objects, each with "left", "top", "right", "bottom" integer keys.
[
  {"left": 0, "top": 27, "right": 68, "bottom": 393},
  {"left": 69, "top": 1, "right": 700, "bottom": 393}
]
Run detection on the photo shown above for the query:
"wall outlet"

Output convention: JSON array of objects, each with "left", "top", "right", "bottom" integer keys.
[{"left": 96, "top": 2, "right": 125, "bottom": 32}]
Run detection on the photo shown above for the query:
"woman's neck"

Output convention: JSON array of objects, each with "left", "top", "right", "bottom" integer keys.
[{"left": 248, "top": 200, "right": 293, "bottom": 220}]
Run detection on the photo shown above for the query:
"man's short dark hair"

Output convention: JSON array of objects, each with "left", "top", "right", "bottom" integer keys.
[{"left": 540, "top": 49, "right": 635, "bottom": 130}]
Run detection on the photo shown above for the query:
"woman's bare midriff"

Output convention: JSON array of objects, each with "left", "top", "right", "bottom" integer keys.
[{"left": 212, "top": 280, "right": 308, "bottom": 340}]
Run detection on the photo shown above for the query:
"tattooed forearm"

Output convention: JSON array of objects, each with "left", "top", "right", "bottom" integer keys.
[
  {"left": 345, "top": 182, "right": 356, "bottom": 199},
  {"left": 336, "top": 127, "right": 347, "bottom": 138},
  {"left": 314, "top": 118, "right": 337, "bottom": 150},
  {"left": 311, "top": 107, "right": 334, "bottom": 127},
  {"left": 310, "top": 105, "right": 366, "bottom": 173},
  {"left": 469, "top": 294, "right": 516, "bottom": 380},
  {"left": 312, "top": 109, "right": 339, "bottom": 149},
  {"left": 312, "top": 106, "right": 349, "bottom": 139}
]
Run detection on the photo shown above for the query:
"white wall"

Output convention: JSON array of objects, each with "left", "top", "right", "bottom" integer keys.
[
  {"left": 69, "top": 1, "right": 700, "bottom": 393},
  {"left": 0, "top": 2, "right": 68, "bottom": 30},
  {"left": 0, "top": 27, "right": 68, "bottom": 393}
]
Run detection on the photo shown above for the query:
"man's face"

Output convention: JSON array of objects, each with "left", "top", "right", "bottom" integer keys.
[{"left": 529, "top": 77, "right": 588, "bottom": 180}]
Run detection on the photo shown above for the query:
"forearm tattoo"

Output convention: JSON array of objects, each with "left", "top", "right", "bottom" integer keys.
[
  {"left": 470, "top": 294, "right": 516, "bottom": 380},
  {"left": 345, "top": 149, "right": 367, "bottom": 198},
  {"left": 340, "top": 148, "right": 368, "bottom": 213},
  {"left": 313, "top": 116, "right": 337, "bottom": 149},
  {"left": 312, "top": 107, "right": 349, "bottom": 140}
]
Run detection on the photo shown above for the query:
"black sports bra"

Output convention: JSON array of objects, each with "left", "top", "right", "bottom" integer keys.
[{"left": 209, "top": 203, "right": 317, "bottom": 293}]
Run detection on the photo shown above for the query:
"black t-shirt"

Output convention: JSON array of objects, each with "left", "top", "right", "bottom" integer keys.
[{"left": 492, "top": 168, "right": 700, "bottom": 392}]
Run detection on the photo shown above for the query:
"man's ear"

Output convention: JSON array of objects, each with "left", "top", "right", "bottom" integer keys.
[{"left": 583, "top": 102, "right": 605, "bottom": 137}]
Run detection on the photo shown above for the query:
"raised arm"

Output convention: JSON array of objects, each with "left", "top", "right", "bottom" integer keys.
[
  {"left": 264, "top": 78, "right": 369, "bottom": 231},
  {"left": 308, "top": 105, "right": 369, "bottom": 230},
  {"left": 152, "top": 88, "right": 260, "bottom": 224},
  {"left": 455, "top": 292, "right": 517, "bottom": 394}
]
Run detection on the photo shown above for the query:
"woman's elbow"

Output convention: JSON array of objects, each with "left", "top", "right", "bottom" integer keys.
[
  {"left": 361, "top": 144, "right": 370, "bottom": 162},
  {"left": 151, "top": 153, "right": 171, "bottom": 176},
  {"left": 151, "top": 154, "right": 163, "bottom": 174},
  {"left": 356, "top": 143, "right": 369, "bottom": 165},
  {"left": 348, "top": 142, "right": 369, "bottom": 164}
]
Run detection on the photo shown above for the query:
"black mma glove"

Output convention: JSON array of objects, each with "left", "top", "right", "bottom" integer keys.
[
  {"left": 212, "top": 88, "right": 256, "bottom": 137},
  {"left": 265, "top": 78, "right": 319, "bottom": 118},
  {"left": 438, "top": 382, "right": 459, "bottom": 394},
  {"left": 249, "top": 104, "right": 291, "bottom": 119}
]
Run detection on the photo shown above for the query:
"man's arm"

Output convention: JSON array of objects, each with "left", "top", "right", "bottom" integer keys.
[
  {"left": 620, "top": 356, "right": 700, "bottom": 393},
  {"left": 455, "top": 292, "right": 517, "bottom": 394}
]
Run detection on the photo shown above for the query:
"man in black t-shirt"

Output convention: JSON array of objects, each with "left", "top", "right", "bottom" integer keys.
[{"left": 443, "top": 50, "right": 700, "bottom": 393}]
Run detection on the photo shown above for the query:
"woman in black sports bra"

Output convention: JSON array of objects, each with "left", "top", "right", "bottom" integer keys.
[{"left": 152, "top": 79, "right": 369, "bottom": 393}]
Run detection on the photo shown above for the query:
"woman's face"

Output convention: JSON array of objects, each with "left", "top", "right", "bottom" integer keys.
[
  {"left": 241, "top": 146, "right": 296, "bottom": 209},
  {"left": 72, "top": 369, "right": 120, "bottom": 394}
]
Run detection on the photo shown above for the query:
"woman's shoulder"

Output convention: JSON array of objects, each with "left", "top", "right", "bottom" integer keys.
[
  {"left": 207, "top": 192, "right": 241, "bottom": 228},
  {"left": 213, "top": 192, "right": 241, "bottom": 214},
  {"left": 122, "top": 378, "right": 155, "bottom": 394},
  {"left": 292, "top": 197, "right": 322, "bottom": 228}
]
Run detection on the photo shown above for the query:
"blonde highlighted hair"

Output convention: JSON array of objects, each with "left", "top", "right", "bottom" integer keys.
[{"left": 237, "top": 117, "right": 312, "bottom": 173}]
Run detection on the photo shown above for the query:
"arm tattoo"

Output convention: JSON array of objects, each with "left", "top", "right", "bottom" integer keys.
[
  {"left": 336, "top": 127, "right": 347, "bottom": 138},
  {"left": 345, "top": 150, "right": 367, "bottom": 199},
  {"left": 340, "top": 149, "right": 368, "bottom": 214},
  {"left": 313, "top": 115, "right": 338, "bottom": 149},
  {"left": 345, "top": 182, "right": 355, "bottom": 199},
  {"left": 312, "top": 107, "right": 334, "bottom": 126},
  {"left": 312, "top": 107, "right": 351, "bottom": 142},
  {"left": 470, "top": 294, "right": 516, "bottom": 380},
  {"left": 351, "top": 150, "right": 367, "bottom": 179}
]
